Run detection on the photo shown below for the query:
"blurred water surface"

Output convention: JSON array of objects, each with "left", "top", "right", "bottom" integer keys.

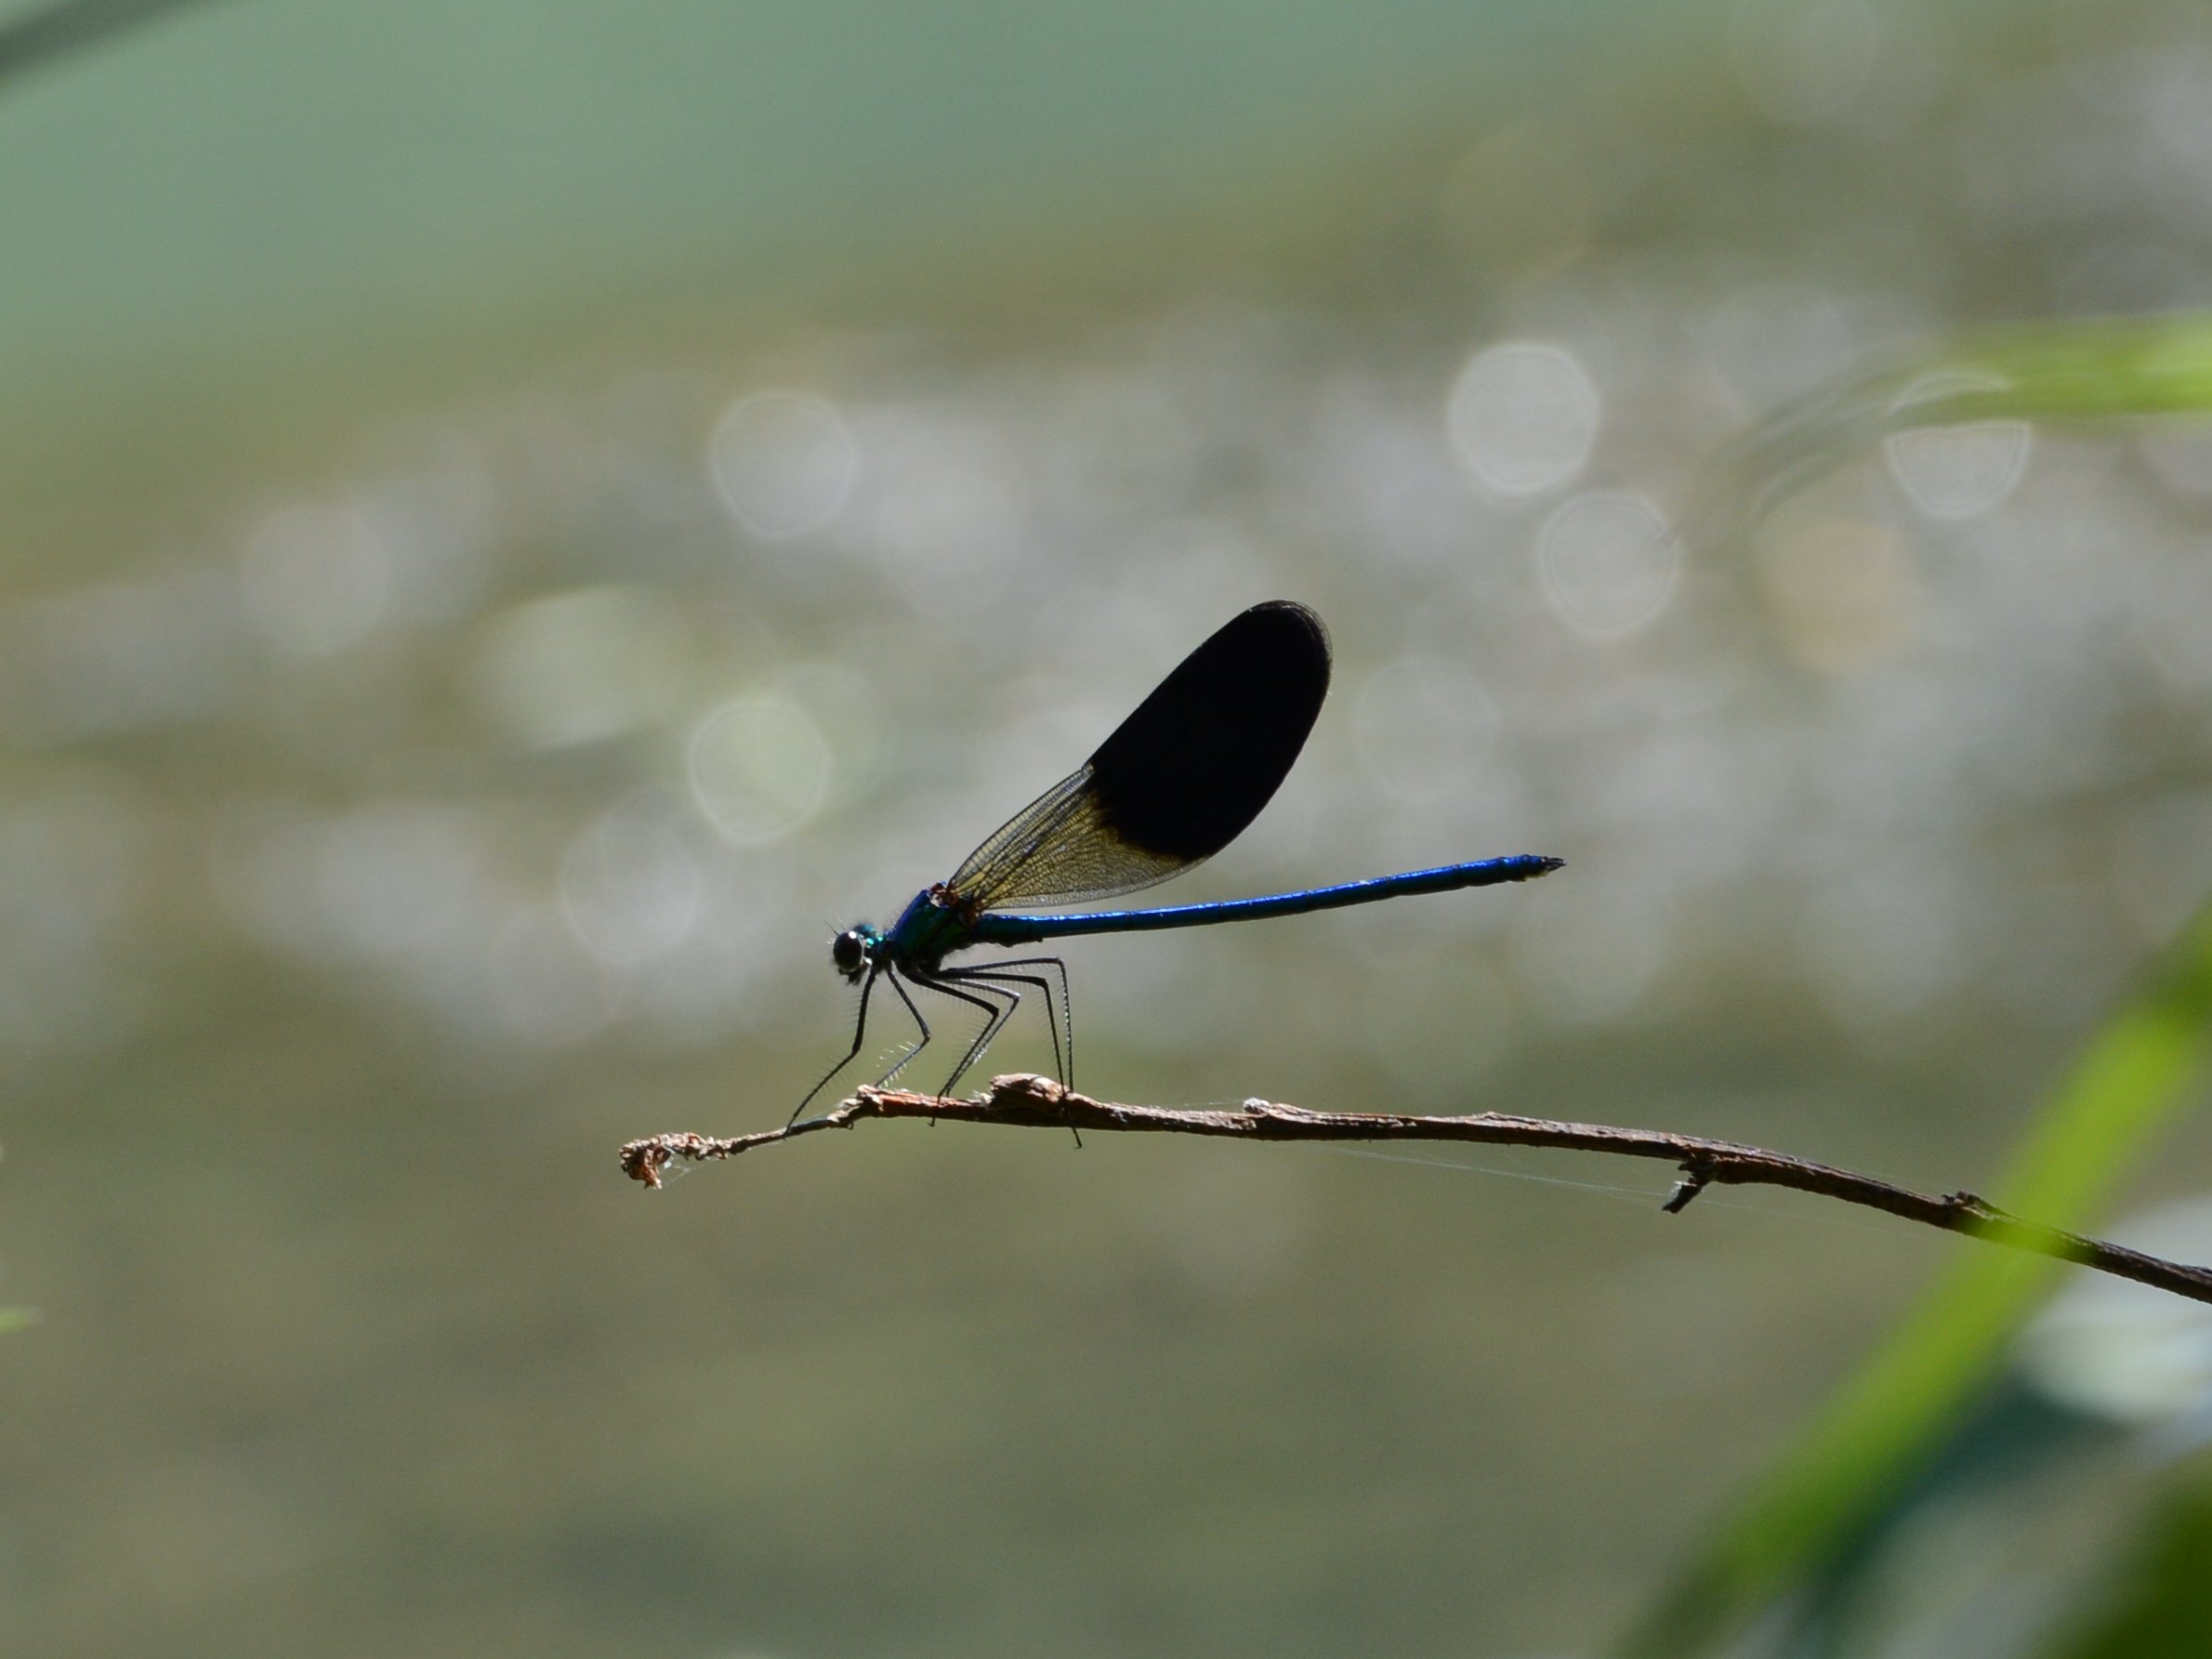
[{"left": 5, "top": 2, "right": 2212, "bottom": 1656}]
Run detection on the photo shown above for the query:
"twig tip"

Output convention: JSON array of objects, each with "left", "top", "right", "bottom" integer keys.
[{"left": 1664, "top": 1159, "right": 1714, "bottom": 1214}]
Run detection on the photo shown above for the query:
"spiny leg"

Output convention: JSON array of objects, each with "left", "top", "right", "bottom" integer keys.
[
  {"left": 906, "top": 969, "right": 1017, "bottom": 1098},
  {"left": 938, "top": 964, "right": 1063, "bottom": 1087},
  {"left": 790, "top": 964, "right": 890, "bottom": 1125},
  {"left": 959, "top": 959, "right": 1079, "bottom": 1092},
  {"left": 876, "top": 969, "right": 940, "bottom": 1088},
  {"left": 1013, "top": 959, "right": 1070, "bottom": 1092},
  {"left": 933, "top": 962, "right": 1081, "bottom": 1147},
  {"left": 901, "top": 969, "right": 1015, "bottom": 1128},
  {"left": 925, "top": 971, "right": 1026, "bottom": 1097}
]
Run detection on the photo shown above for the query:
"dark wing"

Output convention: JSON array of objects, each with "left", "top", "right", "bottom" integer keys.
[{"left": 949, "top": 600, "right": 1332, "bottom": 910}]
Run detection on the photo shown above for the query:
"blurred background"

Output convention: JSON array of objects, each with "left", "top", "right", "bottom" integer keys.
[{"left": 6, "top": 1, "right": 2212, "bottom": 1654}]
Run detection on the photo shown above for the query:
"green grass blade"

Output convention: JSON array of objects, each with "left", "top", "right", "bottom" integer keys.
[
  {"left": 1692, "top": 311, "right": 2212, "bottom": 555},
  {"left": 1620, "top": 901, "right": 2212, "bottom": 1659}
]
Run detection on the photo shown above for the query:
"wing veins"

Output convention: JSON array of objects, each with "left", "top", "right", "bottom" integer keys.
[{"left": 947, "top": 764, "right": 1194, "bottom": 911}]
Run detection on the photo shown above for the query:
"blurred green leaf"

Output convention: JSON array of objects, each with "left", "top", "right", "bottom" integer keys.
[
  {"left": 1699, "top": 311, "right": 2212, "bottom": 549},
  {"left": 0, "top": 1307, "right": 39, "bottom": 1334},
  {"left": 1621, "top": 900, "right": 2212, "bottom": 1659},
  {"left": 2047, "top": 1455, "right": 2212, "bottom": 1659},
  {"left": 0, "top": 1, "right": 230, "bottom": 96},
  {"left": 1879, "top": 312, "right": 2212, "bottom": 422}
]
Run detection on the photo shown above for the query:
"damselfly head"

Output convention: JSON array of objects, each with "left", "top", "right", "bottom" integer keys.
[{"left": 830, "top": 926, "right": 875, "bottom": 981}]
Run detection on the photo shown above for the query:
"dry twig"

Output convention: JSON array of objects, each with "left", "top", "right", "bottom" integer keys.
[{"left": 619, "top": 1073, "right": 2212, "bottom": 1307}]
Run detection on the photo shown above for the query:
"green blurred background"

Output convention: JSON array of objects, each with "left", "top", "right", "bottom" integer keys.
[{"left": 7, "top": 1, "right": 2212, "bottom": 1654}]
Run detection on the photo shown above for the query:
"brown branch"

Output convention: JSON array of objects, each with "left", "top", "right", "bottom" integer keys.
[{"left": 617, "top": 1073, "right": 2212, "bottom": 1307}]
